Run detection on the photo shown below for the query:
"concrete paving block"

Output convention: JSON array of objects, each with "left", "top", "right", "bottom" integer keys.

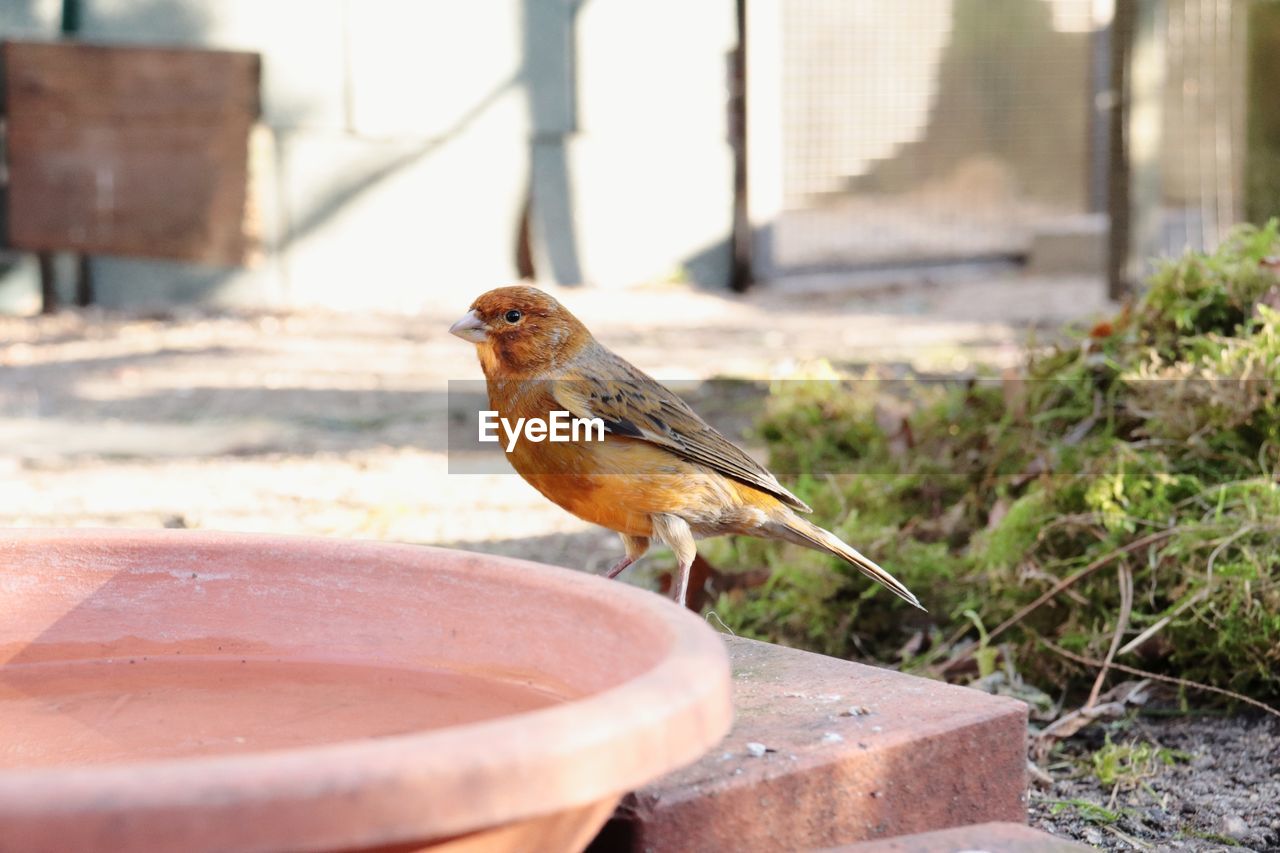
[
  {"left": 81, "top": 0, "right": 347, "bottom": 130},
  {"left": 830, "top": 821, "right": 1090, "bottom": 852},
  {"left": 347, "top": 0, "right": 528, "bottom": 139},
  {"left": 590, "top": 636, "right": 1028, "bottom": 851},
  {"left": 278, "top": 124, "right": 526, "bottom": 312}
]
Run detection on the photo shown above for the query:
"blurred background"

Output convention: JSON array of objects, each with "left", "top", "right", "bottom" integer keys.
[
  {"left": 0, "top": 0, "right": 1273, "bottom": 312},
  {"left": 4, "top": 4, "right": 1280, "bottom": 846},
  {"left": 0, "top": 0, "right": 1276, "bottom": 554}
]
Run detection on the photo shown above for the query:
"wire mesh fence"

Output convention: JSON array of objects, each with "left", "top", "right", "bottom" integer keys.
[
  {"left": 771, "top": 0, "right": 1097, "bottom": 272},
  {"left": 759, "top": 0, "right": 1272, "bottom": 277},
  {"left": 1158, "top": 0, "right": 1249, "bottom": 255}
]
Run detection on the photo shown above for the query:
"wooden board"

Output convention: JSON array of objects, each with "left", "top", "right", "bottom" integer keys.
[{"left": 3, "top": 40, "right": 261, "bottom": 264}]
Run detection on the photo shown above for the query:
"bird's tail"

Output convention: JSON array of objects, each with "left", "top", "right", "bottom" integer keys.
[{"left": 776, "top": 516, "right": 925, "bottom": 611}]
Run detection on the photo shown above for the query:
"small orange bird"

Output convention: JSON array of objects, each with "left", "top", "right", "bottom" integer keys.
[{"left": 450, "top": 286, "right": 922, "bottom": 610}]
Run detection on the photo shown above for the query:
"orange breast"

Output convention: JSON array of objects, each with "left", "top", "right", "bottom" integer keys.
[
  {"left": 509, "top": 437, "right": 681, "bottom": 537},
  {"left": 489, "top": 384, "right": 783, "bottom": 537}
]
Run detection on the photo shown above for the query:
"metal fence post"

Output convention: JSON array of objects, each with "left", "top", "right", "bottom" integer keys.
[{"left": 1109, "top": 0, "right": 1167, "bottom": 300}]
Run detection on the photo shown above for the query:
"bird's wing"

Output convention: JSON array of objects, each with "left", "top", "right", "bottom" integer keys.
[{"left": 551, "top": 356, "right": 813, "bottom": 513}]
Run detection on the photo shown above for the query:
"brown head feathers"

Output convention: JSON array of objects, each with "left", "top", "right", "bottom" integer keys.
[{"left": 460, "top": 286, "right": 592, "bottom": 376}]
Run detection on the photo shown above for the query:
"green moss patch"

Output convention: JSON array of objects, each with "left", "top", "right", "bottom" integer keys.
[{"left": 711, "top": 222, "right": 1280, "bottom": 703}]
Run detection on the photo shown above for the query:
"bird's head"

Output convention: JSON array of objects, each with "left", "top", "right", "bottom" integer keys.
[{"left": 450, "top": 286, "right": 591, "bottom": 374}]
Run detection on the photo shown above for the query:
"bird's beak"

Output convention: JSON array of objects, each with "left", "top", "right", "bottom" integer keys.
[{"left": 449, "top": 310, "right": 487, "bottom": 343}]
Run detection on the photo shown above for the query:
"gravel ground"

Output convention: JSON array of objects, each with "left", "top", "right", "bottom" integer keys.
[{"left": 1031, "top": 715, "right": 1280, "bottom": 851}]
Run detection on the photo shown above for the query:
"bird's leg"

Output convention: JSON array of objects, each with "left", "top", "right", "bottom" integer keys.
[
  {"left": 651, "top": 514, "right": 697, "bottom": 609},
  {"left": 603, "top": 534, "right": 649, "bottom": 579},
  {"left": 603, "top": 554, "right": 634, "bottom": 579},
  {"left": 672, "top": 555, "right": 694, "bottom": 607}
]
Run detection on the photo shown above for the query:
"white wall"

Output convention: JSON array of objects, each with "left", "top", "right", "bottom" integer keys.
[{"left": 0, "top": 0, "right": 736, "bottom": 312}]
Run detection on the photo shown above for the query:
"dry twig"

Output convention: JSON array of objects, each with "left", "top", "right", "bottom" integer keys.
[
  {"left": 988, "top": 529, "right": 1177, "bottom": 642},
  {"left": 1087, "top": 562, "right": 1134, "bottom": 708},
  {"left": 1038, "top": 637, "right": 1280, "bottom": 719}
]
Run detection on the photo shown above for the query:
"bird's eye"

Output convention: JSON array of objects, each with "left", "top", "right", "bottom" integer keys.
[{"left": 504, "top": 309, "right": 523, "bottom": 324}]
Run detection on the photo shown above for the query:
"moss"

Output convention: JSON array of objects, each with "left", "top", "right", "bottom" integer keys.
[{"left": 714, "top": 221, "right": 1280, "bottom": 702}]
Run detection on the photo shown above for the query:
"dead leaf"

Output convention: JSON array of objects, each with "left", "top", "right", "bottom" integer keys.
[{"left": 1031, "top": 680, "right": 1152, "bottom": 761}]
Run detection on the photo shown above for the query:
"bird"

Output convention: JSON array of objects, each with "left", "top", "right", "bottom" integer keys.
[{"left": 449, "top": 285, "right": 922, "bottom": 611}]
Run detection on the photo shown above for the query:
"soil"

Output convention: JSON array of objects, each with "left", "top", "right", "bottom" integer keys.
[{"left": 1030, "top": 714, "right": 1280, "bottom": 851}]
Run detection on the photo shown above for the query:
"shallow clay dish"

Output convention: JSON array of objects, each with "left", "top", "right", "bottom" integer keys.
[{"left": 0, "top": 529, "right": 733, "bottom": 852}]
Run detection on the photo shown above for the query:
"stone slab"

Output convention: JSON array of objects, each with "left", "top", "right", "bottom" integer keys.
[
  {"left": 590, "top": 636, "right": 1028, "bottom": 851},
  {"left": 831, "top": 821, "right": 1089, "bottom": 852}
]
